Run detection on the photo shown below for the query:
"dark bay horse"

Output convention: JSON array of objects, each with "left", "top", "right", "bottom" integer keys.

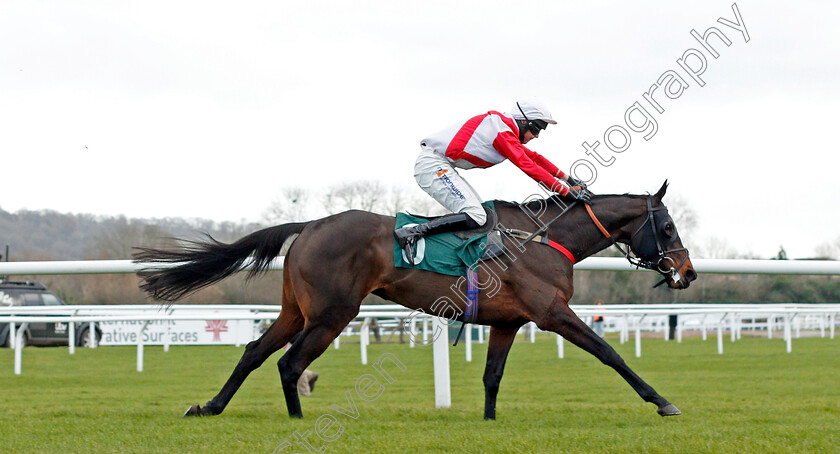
[{"left": 134, "top": 181, "right": 696, "bottom": 420}]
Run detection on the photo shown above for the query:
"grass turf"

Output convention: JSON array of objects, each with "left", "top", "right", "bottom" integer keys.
[{"left": 1, "top": 334, "right": 838, "bottom": 453}]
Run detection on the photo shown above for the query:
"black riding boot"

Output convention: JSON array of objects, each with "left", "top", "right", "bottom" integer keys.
[{"left": 394, "top": 213, "right": 478, "bottom": 265}]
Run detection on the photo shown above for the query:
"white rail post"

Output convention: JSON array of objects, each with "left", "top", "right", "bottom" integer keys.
[
  {"left": 477, "top": 325, "right": 485, "bottom": 343},
  {"left": 676, "top": 319, "right": 683, "bottom": 343},
  {"left": 422, "top": 317, "right": 429, "bottom": 343},
  {"left": 830, "top": 313, "right": 835, "bottom": 339},
  {"left": 621, "top": 314, "right": 629, "bottom": 344},
  {"left": 9, "top": 322, "right": 16, "bottom": 349},
  {"left": 529, "top": 322, "right": 536, "bottom": 343},
  {"left": 432, "top": 316, "right": 451, "bottom": 408},
  {"left": 768, "top": 315, "right": 774, "bottom": 339},
  {"left": 730, "top": 313, "right": 737, "bottom": 343},
  {"left": 137, "top": 342, "right": 144, "bottom": 372},
  {"left": 795, "top": 314, "right": 801, "bottom": 339},
  {"left": 635, "top": 326, "right": 642, "bottom": 358},
  {"left": 784, "top": 313, "right": 792, "bottom": 353},
  {"left": 360, "top": 318, "right": 369, "bottom": 365},
  {"left": 137, "top": 321, "right": 150, "bottom": 372},
  {"left": 407, "top": 318, "right": 415, "bottom": 348},
  {"left": 164, "top": 320, "right": 171, "bottom": 353},
  {"left": 68, "top": 320, "right": 76, "bottom": 355},
  {"left": 556, "top": 333, "right": 564, "bottom": 359},
  {"left": 717, "top": 315, "right": 724, "bottom": 354},
  {"left": 819, "top": 314, "right": 826, "bottom": 338},
  {"left": 88, "top": 321, "right": 96, "bottom": 348},
  {"left": 465, "top": 324, "right": 472, "bottom": 363},
  {"left": 14, "top": 322, "right": 27, "bottom": 375},
  {"left": 701, "top": 315, "right": 707, "bottom": 341}
]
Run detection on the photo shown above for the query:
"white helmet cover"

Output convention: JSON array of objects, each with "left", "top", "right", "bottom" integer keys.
[{"left": 510, "top": 99, "right": 557, "bottom": 125}]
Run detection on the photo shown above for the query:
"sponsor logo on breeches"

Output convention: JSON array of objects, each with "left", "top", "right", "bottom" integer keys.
[{"left": 436, "top": 167, "right": 466, "bottom": 200}]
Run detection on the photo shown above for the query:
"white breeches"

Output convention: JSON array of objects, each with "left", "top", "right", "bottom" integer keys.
[{"left": 413, "top": 146, "right": 487, "bottom": 225}]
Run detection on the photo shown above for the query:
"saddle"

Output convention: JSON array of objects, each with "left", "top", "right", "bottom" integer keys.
[{"left": 406, "top": 206, "right": 505, "bottom": 261}]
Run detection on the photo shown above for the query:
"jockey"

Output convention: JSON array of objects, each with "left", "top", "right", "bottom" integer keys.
[{"left": 395, "top": 99, "right": 591, "bottom": 264}]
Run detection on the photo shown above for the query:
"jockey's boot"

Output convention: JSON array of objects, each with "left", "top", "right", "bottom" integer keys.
[{"left": 394, "top": 213, "right": 478, "bottom": 265}]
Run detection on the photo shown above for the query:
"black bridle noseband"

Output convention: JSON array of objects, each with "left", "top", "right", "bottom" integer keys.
[{"left": 612, "top": 198, "right": 690, "bottom": 287}]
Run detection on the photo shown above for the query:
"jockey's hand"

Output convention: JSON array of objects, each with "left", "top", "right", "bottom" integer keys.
[
  {"left": 566, "top": 176, "right": 587, "bottom": 190},
  {"left": 568, "top": 187, "right": 592, "bottom": 205}
]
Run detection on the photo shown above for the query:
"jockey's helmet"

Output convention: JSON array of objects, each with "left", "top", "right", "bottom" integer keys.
[{"left": 511, "top": 100, "right": 557, "bottom": 142}]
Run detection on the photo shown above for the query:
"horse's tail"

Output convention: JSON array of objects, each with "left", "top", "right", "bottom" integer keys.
[{"left": 133, "top": 222, "right": 310, "bottom": 302}]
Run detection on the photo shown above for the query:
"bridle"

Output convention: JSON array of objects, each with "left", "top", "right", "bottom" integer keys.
[
  {"left": 507, "top": 194, "right": 690, "bottom": 287},
  {"left": 585, "top": 197, "right": 690, "bottom": 287}
]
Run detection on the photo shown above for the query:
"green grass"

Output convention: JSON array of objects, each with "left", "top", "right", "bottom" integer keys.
[{"left": 1, "top": 334, "right": 838, "bottom": 453}]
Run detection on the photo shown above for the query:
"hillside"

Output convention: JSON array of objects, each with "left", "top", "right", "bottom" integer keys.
[{"left": 0, "top": 206, "right": 264, "bottom": 261}]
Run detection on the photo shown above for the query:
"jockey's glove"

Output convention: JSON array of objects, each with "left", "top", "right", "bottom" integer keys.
[
  {"left": 568, "top": 187, "right": 592, "bottom": 205},
  {"left": 566, "top": 176, "right": 587, "bottom": 190}
]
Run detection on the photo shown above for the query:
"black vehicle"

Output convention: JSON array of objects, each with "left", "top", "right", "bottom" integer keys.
[{"left": 0, "top": 280, "right": 102, "bottom": 348}]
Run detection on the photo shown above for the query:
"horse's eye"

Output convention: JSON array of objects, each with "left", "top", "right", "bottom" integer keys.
[{"left": 662, "top": 222, "right": 675, "bottom": 239}]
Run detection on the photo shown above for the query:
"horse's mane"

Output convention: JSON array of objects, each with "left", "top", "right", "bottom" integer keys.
[{"left": 493, "top": 193, "right": 649, "bottom": 212}]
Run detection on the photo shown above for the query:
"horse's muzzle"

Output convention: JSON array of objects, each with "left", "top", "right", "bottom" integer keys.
[
  {"left": 675, "top": 268, "right": 698, "bottom": 289},
  {"left": 684, "top": 269, "right": 698, "bottom": 283}
]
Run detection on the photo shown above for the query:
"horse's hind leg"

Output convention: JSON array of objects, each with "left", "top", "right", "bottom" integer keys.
[
  {"left": 277, "top": 306, "right": 358, "bottom": 418},
  {"left": 186, "top": 298, "right": 304, "bottom": 417},
  {"left": 539, "top": 303, "right": 680, "bottom": 416},
  {"left": 482, "top": 325, "right": 521, "bottom": 420}
]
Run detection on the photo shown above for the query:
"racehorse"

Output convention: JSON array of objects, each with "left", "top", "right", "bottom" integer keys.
[{"left": 134, "top": 181, "right": 696, "bottom": 420}]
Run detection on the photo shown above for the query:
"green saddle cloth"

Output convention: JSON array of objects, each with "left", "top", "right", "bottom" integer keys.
[{"left": 393, "top": 201, "right": 494, "bottom": 277}]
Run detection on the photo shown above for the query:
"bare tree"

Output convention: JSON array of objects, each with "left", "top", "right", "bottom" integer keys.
[
  {"left": 321, "top": 180, "right": 390, "bottom": 215},
  {"left": 382, "top": 185, "right": 447, "bottom": 217},
  {"left": 92, "top": 219, "right": 171, "bottom": 259},
  {"left": 267, "top": 181, "right": 449, "bottom": 222},
  {"left": 264, "top": 187, "right": 311, "bottom": 223},
  {"left": 383, "top": 185, "right": 410, "bottom": 216},
  {"left": 700, "top": 236, "right": 738, "bottom": 259},
  {"left": 664, "top": 193, "right": 698, "bottom": 239},
  {"left": 405, "top": 195, "right": 448, "bottom": 217},
  {"left": 815, "top": 236, "right": 840, "bottom": 259}
]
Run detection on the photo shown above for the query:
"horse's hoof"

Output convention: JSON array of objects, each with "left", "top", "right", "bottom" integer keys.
[
  {"left": 184, "top": 404, "right": 203, "bottom": 417},
  {"left": 657, "top": 403, "right": 681, "bottom": 416}
]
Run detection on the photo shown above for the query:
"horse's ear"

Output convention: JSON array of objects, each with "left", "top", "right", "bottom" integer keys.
[{"left": 653, "top": 180, "right": 668, "bottom": 203}]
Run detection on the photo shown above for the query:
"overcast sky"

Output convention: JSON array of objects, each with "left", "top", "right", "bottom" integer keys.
[{"left": 1, "top": 0, "right": 838, "bottom": 259}]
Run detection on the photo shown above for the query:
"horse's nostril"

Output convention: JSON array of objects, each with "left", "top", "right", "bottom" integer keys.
[{"left": 685, "top": 269, "right": 697, "bottom": 282}]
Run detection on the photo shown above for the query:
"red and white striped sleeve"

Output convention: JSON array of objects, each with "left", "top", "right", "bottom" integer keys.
[{"left": 492, "top": 131, "right": 566, "bottom": 192}]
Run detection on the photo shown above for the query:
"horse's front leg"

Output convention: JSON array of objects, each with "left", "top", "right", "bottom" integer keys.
[
  {"left": 537, "top": 297, "right": 680, "bottom": 417},
  {"left": 482, "top": 324, "right": 522, "bottom": 420}
]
